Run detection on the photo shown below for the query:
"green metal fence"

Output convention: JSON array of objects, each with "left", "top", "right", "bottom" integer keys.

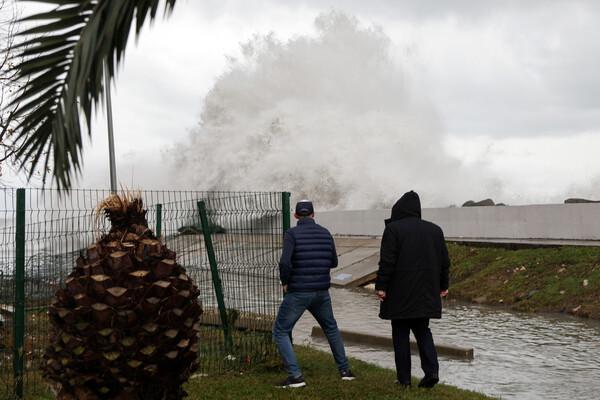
[{"left": 0, "top": 188, "right": 291, "bottom": 399}]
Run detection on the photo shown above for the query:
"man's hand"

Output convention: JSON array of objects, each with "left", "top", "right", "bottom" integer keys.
[
  {"left": 282, "top": 285, "right": 288, "bottom": 294},
  {"left": 440, "top": 290, "right": 448, "bottom": 298},
  {"left": 376, "top": 290, "right": 386, "bottom": 302}
]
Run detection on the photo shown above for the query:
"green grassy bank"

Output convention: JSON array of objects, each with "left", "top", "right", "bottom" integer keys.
[
  {"left": 185, "top": 346, "right": 494, "bottom": 400},
  {"left": 27, "top": 346, "right": 491, "bottom": 400},
  {"left": 27, "top": 346, "right": 493, "bottom": 400},
  {"left": 448, "top": 243, "right": 600, "bottom": 319}
]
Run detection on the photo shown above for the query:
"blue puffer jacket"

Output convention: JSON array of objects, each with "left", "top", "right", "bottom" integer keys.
[{"left": 278, "top": 218, "right": 338, "bottom": 292}]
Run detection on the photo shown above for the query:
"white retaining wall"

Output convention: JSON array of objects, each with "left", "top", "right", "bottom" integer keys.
[{"left": 312, "top": 203, "right": 600, "bottom": 240}]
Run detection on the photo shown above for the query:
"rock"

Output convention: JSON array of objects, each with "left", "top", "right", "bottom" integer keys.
[
  {"left": 557, "top": 267, "right": 566, "bottom": 273},
  {"left": 519, "top": 266, "right": 527, "bottom": 271},
  {"left": 177, "top": 222, "right": 226, "bottom": 235},
  {"left": 475, "top": 198, "right": 495, "bottom": 206},
  {"left": 583, "top": 279, "right": 589, "bottom": 287},
  {"left": 559, "top": 290, "right": 566, "bottom": 295},
  {"left": 570, "top": 305, "right": 589, "bottom": 318},
  {"left": 496, "top": 203, "right": 508, "bottom": 206},
  {"left": 503, "top": 279, "right": 509, "bottom": 285},
  {"left": 527, "top": 290, "right": 539, "bottom": 299},
  {"left": 462, "top": 198, "right": 495, "bottom": 207},
  {"left": 363, "top": 283, "right": 375, "bottom": 291},
  {"left": 473, "top": 295, "right": 488, "bottom": 304},
  {"left": 564, "top": 198, "right": 600, "bottom": 204},
  {"left": 498, "top": 299, "right": 504, "bottom": 303},
  {"left": 514, "top": 292, "right": 526, "bottom": 302}
]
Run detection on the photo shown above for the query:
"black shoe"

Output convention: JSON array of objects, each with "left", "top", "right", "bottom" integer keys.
[
  {"left": 395, "top": 380, "right": 411, "bottom": 388},
  {"left": 277, "top": 375, "right": 306, "bottom": 388},
  {"left": 418, "top": 375, "right": 439, "bottom": 388},
  {"left": 340, "top": 370, "right": 356, "bottom": 381}
]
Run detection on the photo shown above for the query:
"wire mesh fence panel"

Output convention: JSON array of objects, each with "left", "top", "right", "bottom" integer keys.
[
  {"left": 0, "top": 189, "right": 17, "bottom": 400},
  {"left": 0, "top": 189, "right": 285, "bottom": 399},
  {"left": 195, "top": 193, "right": 284, "bottom": 373}
]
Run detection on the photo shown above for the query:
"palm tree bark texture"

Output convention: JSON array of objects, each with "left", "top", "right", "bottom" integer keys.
[{"left": 44, "top": 193, "right": 203, "bottom": 400}]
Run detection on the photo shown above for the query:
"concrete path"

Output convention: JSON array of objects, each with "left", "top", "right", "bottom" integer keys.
[{"left": 331, "top": 237, "right": 380, "bottom": 287}]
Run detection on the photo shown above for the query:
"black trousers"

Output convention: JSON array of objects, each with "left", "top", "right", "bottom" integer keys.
[{"left": 391, "top": 318, "right": 439, "bottom": 384}]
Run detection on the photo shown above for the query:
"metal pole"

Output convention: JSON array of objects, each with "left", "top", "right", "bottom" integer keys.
[
  {"left": 281, "top": 192, "right": 293, "bottom": 345},
  {"left": 155, "top": 204, "right": 162, "bottom": 239},
  {"left": 282, "top": 192, "right": 291, "bottom": 233},
  {"left": 104, "top": 61, "right": 117, "bottom": 193},
  {"left": 197, "top": 201, "right": 233, "bottom": 351},
  {"left": 13, "top": 188, "right": 26, "bottom": 399}
]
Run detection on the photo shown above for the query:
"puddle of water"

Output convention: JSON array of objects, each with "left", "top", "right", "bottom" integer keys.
[{"left": 293, "top": 288, "right": 600, "bottom": 400}]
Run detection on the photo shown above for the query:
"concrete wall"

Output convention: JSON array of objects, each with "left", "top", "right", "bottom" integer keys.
[{"left": 314, "top": 203, "right": 600, "bottom": 240}]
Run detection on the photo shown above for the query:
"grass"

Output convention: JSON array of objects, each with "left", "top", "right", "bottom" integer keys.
[
  {"left": 185, "top": 345, "right": 494, "bottom": 400},
  {"left": 21, "top": 346, "right": 494, "bottom": 400},
  {"left": 448, "top": 243, "right": 600, "bottom": 318}
]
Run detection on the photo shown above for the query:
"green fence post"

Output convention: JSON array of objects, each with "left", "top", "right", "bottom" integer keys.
[
  {"left": 280, "top": 192, "right": 292, "bottom": 344},
  {"left": 13, "top": 188, "right": 25, "bottom": 399},
  {"left": 282, "top": 192, "right": 291, "bottom": 233},
  {"left": 197, "top": 201, "right": 233, "bottom": 351},
  {"left": 156, "top": 204, "right": 162, "bottom": 239}
]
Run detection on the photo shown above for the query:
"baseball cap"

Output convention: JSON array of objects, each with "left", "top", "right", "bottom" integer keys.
[{"left": 295, "top": 200, "right": 314, "bottom": 216}]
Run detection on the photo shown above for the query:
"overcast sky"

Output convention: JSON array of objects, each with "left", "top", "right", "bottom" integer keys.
[{"left": 8, "top": 0, "right": 600, "bottom": 207}]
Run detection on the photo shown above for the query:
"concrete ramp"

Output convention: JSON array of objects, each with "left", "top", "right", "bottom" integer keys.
[{"left": 331, "top": 237, "right": 380, "bottom": 287}]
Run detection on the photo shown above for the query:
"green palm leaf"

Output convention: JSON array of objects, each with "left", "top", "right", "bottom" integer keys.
[{"left": 10, "top": 0, "right": 177, "bottom": 190}]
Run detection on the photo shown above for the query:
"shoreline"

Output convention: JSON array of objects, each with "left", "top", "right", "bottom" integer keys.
[{"left": 447, "top": 243, "right": 600, "bottom": 319}]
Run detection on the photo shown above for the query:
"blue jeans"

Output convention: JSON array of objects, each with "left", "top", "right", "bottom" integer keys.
[{"left": 272, "top": 290, "right": 349, "bottom": 378}]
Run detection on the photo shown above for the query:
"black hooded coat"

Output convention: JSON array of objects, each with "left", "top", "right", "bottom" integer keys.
[{"left": 375, "top": 191, "right": 450, "bottom": 320}]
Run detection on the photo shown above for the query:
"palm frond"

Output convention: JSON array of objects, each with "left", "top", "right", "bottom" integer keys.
[{"left": 10, "top": 0, "right": 177, "bottom": 190}]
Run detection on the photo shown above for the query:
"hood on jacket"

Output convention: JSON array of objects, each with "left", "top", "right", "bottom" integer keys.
[{"left": 386, "top": 190, "right": 421, "bottom": 225}]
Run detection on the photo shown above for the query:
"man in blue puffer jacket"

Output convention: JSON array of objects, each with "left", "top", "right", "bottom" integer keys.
[{"left": 273, "top": 200, "right": 355, "bottom": 388}]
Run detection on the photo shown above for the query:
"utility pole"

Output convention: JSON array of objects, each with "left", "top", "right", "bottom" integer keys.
[{"left": 104, "top": 61, "right": 117, "bottom": 193}]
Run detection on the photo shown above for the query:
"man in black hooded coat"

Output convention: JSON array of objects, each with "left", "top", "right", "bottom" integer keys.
[{"left": 375, "top": 190, "right": 450, "bottom": 388}]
